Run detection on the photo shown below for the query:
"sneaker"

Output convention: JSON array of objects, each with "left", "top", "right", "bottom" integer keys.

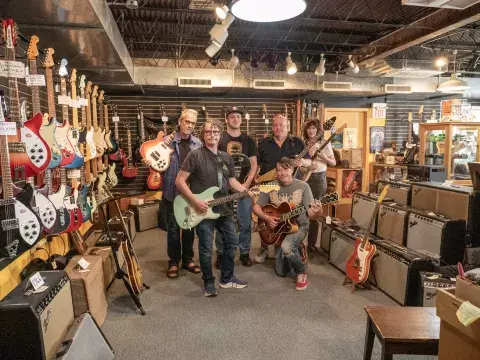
[
  {"left": 296, "top": 273, "right": 308, "bottom": 291},
  {"left": 215, "top": 253, "right": 222, "bottom": 270},
  {"left": 253, "top": 248, "right": 268, "bottom": 264},
  {"left": 204, "top": 283, "right": 217, "bottom": 297},
  {"left": 240, "top": 254, "right": 253, "bottom": 267},
  {"left": 219, "top": 276, "right": 248, "bottom": 289}
]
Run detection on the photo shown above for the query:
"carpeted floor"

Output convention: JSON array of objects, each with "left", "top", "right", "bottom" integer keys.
[{"left": 101, "top": 228, "right": 437, "bottom": 360}]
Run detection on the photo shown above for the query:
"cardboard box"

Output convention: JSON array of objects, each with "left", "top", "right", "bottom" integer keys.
[{"left": 436, "top": 277, "right": 480, "bottom": 360}]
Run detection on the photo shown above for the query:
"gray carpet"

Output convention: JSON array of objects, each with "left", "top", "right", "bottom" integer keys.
[{"left": 101, "top": 229, "right": 437, "bottom": 360}]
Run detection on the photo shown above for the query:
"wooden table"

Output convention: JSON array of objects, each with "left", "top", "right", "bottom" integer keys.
[{"left": 363, "top": 306, "right": 440, "bottom": 360}]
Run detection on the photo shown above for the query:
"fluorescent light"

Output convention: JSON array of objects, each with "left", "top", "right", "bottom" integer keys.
[
  {"left": 231, "top": 0, "right": 306, "bottom": 22},
  {"left": 315, "top": 54, "right": 326, "bottom": 76},
  {"left": 286, "top": 52, "right": 297, "bottom": 75},
  {"left": 215, "top": 5, "right": 229, "bottom": 20},
  {"left": 227, "top": 49, "right": 239, "bottom": 70},
  {"left": 437, "top": 73, "right": 469, "bottom": 93}
]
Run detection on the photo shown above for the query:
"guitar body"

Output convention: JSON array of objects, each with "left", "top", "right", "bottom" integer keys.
[
  {"left": 345, "top": 238, "right": 376, "bottom": 284},
  {"left": 108, "top": 132, "right": 118, "bottom": 154},
  {"left": 55, "top": 119, "right": 75, "bottom": 166},
  {"left": 65, "top": 128, "right": 85, "bottom": 169},
  {"left": 27, "top": 184, "right": 58, "bottom": 234},
  {"left": 78, "top": 126, "right": 87, "bottom": 144},
  {"left": 121, "top": 239, "right": 143, "bottom": 295},
  {"left": 104, "top": 130, "right": 114, "bottom": 152},
  {"left": 87, "top": 182, "right": 98, "bottom": 214},
  {"left": 147, "top": 168, "right": 162, "bottom": 190},
  {"left": 122, "top": 157, "right": 139, "bottom": 178},
  {"left": 8, "top": 113, "right": 52, "bottom": 178},
  {"left": 61, "top": 185, "right": 83, "bottom": 232},
  {"left": 139, "top": 132, "right": 173, "bottom": 172},
  {"left": 258, "top": 202, "right": 299, "bottom": 245},
  {"left": 77, "top": 184, "right": 92, "bottom": 223},
  {"left": 47, "top": 186, "right": 72, "bottom": 234},
  {"left": 106, "top": 163, "right": 118, "bottom": 188},
  {"left": 99, "top": 128, "right": 108, "bottom": 153},
  {"left": 40, "top": 119, "right": 62, "bottom": 169},
  {"left": 96, "top": 172, "right": 109, "bottom": 205},
  {"left": 93, "top": 128, "right": 105, "bottom": 156},
  {"left": 85, "top": 127, "right": 97, "bottom": 160},
  {"left": 174, "top": 186, "right": 220, "bottom": 230},
  {"left": 109, "top": 147, "right": 125, "bottom": 162}
]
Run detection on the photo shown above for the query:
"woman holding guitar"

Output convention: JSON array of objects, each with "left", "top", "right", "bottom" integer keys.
[{"left": 300, "top": 119, "right": 336, "bottom": 253}]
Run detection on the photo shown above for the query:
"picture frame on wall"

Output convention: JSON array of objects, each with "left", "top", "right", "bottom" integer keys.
[{"left": 370, "top": 126, "right": 385, "bottom": 153}]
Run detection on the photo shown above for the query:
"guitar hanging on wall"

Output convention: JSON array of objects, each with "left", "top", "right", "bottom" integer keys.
[
  {"left": 109, "top": 103, "right": 125, "bottom": 161},
  {"left": 262, "top": 104, "right": 269, "bottom": 138},
  {"left": 122, "top": 123, "right": 139, "bottom": 178}
]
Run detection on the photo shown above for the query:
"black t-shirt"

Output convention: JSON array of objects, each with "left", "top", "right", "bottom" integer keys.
[
  {"left": 181, "top": 147, "right": 236, "bottom": 216},
  {"left": 218, "top": 132, "right": 257, "bottom": 183},
  {"left": 257, "top": 136, "right": 305, "bottom": 175},
  {"left": 178, "top": 138, "right": 191, "bottom": 166}
]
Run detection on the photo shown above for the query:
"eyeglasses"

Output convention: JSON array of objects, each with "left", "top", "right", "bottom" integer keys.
[
  {"left": 204, "top": 130, "right": 220, "bottom": 136},
  {"left": 183, "top": 120, "right": 196, "bottom": 126}
]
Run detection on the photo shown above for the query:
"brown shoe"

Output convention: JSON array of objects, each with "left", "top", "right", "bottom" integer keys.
[
  {"left": 167, "top": 265, "right": 179, "bottom": 279},
  {"left": 240, "top": 254, "right": 253, "bottom": 267}
]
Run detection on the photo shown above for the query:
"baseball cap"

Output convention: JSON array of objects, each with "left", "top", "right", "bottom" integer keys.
[{"left": 225, "top": 106, "right": 244, "bottom": 117}]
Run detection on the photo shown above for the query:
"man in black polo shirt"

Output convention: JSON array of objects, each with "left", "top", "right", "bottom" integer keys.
[
  {"left": 176, "top": 119, "right": 254, "bottom": 297},
  {"left": 254, "top": 113, "right": 305, "bottom": 263}
]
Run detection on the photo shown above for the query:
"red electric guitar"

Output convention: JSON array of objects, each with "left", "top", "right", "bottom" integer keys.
[
  {"left": 345, "top": 185, "right": 390, "bottom": 286},
  {"left": 122, "top": 124, "right": 139, "bottom": 178}
]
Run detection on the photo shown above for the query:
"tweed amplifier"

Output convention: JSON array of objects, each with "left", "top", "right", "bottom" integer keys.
[
  {"left": 407, "top": 164, "right": 446, "bottom": 182},
  {"left": 55, "top": 313, "right": 114, "bottom": 360},
  {"left": 418, "top": 272, "right": 456, "bottom": 307},
  {"left": 0, "top": 271, "right": 74, "bottom": 360},
  {"left": 376, "top": 180, "right": 412, "bottom": 205},
  {"left": 406, "top": 209, "right": 466, "bottom": 265},
  {"left": 329, "top": 226, "right": 380, "bottom": 277},
  {"left": 370, "top": 240, "right": 434, "bottom": 305},
  {"left": 376, "top": 203, "right": 412, "bottom": 246},
  {"left": 351, "top": 192, "right": 393, "bottom": 230},
  {"left": 129, "top": 200, "right": 160, "bottom": 232}
]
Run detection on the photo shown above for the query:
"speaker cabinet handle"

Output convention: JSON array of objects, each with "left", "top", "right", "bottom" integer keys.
[{"left": 56, "top": 340, "right": 73, "bottom": 357}]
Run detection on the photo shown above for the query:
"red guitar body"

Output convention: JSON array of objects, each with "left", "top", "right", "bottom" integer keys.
[
  {"left": 64, "top": 186, "right": 83, "bottom": 233},
  {"left": 258, "top": 202, "right": 299, "bottom": 246},
  {"left": 8, "top": 113, "right": 52, "bottom": 178},
  {"left": 122, "top": 157, "right": 139, "bottom": 178},
  {"left": 109, "top": 148, "right": 125, "bottom": 162},
  {"left": 345, "top": 238, "right": 376, "bottom": 284},
  {"left": 147, "top": 168, "right": 162, "bottom": 190}
]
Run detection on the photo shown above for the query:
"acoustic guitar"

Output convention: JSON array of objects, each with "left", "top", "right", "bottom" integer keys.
[
  {"left": 345, "top": 185, "right": 390, "bottom": 285},
  {"left": 257, "top": 192, "right": 338, "bottom": 246}
]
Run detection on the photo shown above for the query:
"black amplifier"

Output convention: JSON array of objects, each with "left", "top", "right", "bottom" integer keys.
[
  {"left": 418, "top": 272, "right": 456, "bottom": 307},
  {"left": 407, "top": 164, "right": 446, "bottom": 182},
  {"left": 376, "top": 180, "right": 412, "bottom": 205},
  {"left": 0, "top": 271, "right": 74, "bottom": 360}
]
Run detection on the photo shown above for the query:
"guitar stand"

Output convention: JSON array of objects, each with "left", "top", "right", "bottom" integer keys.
[
  {"left": 99, "top": 203, "right": 149, "bottom": 316},
  {"left": 342, "top": 254, "right": 379, "bottom": 294}
]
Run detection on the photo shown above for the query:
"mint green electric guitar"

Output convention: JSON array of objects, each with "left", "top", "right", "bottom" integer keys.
[{"left": 174, "top": 183, "right": 279, "bottom": 229}]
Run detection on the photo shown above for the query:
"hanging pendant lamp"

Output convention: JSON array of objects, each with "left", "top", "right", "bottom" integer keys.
[{"left": 231, "top": 0, "right": 307, "bottom": 22}]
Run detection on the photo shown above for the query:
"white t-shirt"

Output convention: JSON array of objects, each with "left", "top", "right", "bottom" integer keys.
[{"left": 301, "top": 139, "right": 334, "bottom": 173}]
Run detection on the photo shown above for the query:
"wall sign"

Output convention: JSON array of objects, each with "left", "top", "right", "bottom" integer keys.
[
  {"left": 370, "top": 126, "right": 385, "bottom": 153},
  {"left": 372, "top": 103, "right": 387, "bottom": 119}
]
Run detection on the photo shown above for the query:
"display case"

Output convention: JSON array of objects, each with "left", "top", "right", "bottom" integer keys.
[{"left": 419, "top": 122, "right": 480, "bottom": 179}]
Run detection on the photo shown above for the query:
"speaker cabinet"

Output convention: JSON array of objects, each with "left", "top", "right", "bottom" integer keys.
[
  {"left": 377, "top": 180, "right": 412, "bottom": 205},
  {"left": 320, "top": 221, "right": 333, "bottom": 253},
  {"left": 437, "top": 189, "right": 469, "bottom": 222},
  {"left": 376, "top": 203, "right": 411, "bottom": 245},
  {"left": 351, "top": 192, "right": 393, "bottom": 230},
  {"left": 411, "top": 184, "right": 437, "bottom": 213}
]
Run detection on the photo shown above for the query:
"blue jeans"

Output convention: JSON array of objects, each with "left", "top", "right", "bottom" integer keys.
[
  {"left": 164, "top": 199, "right": 194, "bottom": 266},
  {"left": 196, "top": 215, "right": 239, "bottom": 284},
  {"left": 307, "top": 171, "right": 327, "bottom": 247},
  {"left": 215, "top": 197, "right": 252, "bottom": 255},
  {"left": 275, "top": 228, "right": 308, "bottom": 276}
]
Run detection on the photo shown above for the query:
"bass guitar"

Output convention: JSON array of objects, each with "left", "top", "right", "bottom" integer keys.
[
  {"left": 262, "top": 104, "right": 269, "bottom": 138},
  {"left": 345, "top": 185, "right": 390, "bottom": 285},
  {"left": 257, "top": 192, "right": 339, "bottom": 246},
  {"left": 122, "top": 124, "right": 139, "bottom": 178},
  {"left": 174, "top": 184, "right": 279, "bottom": 230}
]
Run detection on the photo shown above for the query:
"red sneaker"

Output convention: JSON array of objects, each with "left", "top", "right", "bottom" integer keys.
[{"left": 296, "top": 273, "right": 308, "bottom": 290}]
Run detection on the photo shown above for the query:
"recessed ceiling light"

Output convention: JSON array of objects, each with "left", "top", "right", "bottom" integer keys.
[{"left": 231, "top": 0, "right": 306, "bottom": 22}]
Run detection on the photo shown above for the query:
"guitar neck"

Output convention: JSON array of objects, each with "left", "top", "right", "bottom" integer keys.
[
  {"left": 114, "top": 117, "right": 119, "bottom": 140},
  {"left": 80, "top": 91, "right": 87, "bottom": 127},
  {"left": 127, "top": 130, "right": 133, "bottom": 158},
  {"left": 0, "top": 135, "right": 14, "bottom": 199},
  {"left": 138, "top": 109, "right": 146, "bottom": 141},
  {"left": 60, "top": 78, "right": 69, "bottom": 122},
  {"left": 361, "top": 202, "right": 381, "bottom": 248},
  {"left": 104, "top": 104, "right": 110, "bottom": 132},
  {"left": 208, "top": 191, "right": 248, "bottom": 207},
  {"left": 92, "top": 98, "right": 98, "bottom": 129},
  {"left": 311, "top": 131, "right": 337, "bottom": 160},
  {"left": 45, "top": 68, "right": 56, "bottom": 117},
  {"left": 29, "top": 59, "right": 42, "bottom": 115},
  {"left": 86, "top": 92, "right": 92, "bottom": 129},
  {"left": 71, "top": 84, "right": 79, "bottom": 128},
  {"left": 98, "top": 100, "right": 104, "bottom": 128},
  {"left": 45, "top": 169, "right": 53, "bottom": 195}
]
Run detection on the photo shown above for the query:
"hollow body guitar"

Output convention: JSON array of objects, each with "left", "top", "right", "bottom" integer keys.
[{"left": 258, "top": 192, "right": 339, "bottom": 246}]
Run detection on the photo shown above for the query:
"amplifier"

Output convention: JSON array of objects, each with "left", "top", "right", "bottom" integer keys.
[
  {"left": 329, "top": 226, "right": 380, "bottom": 277},
  {"left": 351, "top": 192, "right": 393, "bottom": 230},
  {"left": 55, "top": 313, "right": 114, "bottom": 360},
  {"left": 129, "top": 200, "right": 160, "bottom": 232},
  {"left": 376, "top": 180, "right": 412, "bottom": 205},
  {"left": 407, "top": 164, "right": 446, "bottom": 182},
  {"left": 376, "top": 203, "right": 411, "bottom": 246},
  {"left": 370, "top": 240, "right": 434, "bottom": 305},
  {"left": 320, "top": 221, "right": 334, "bottom": 253},
  {"left": 418, "top": 272, "right": 456, "bottom": 307},
  {"left": 406, "top": 209, "right": 466, "bottom": 265},
  {"left": 0, "top": 271, "right": 74, "bottom": 360},
  {"left": 108, "top": 210, "right": 136, "bottom": 241}
]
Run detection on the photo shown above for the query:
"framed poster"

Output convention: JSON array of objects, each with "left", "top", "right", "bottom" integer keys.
[
  {"left": 343, "top": 128, "right": 358, "bottom": 149},
  {"left": 331, "top": 131, "right": 343, "bottom": 149},
  {"left": 370, "top": 126, "right": 385, "bottom": 153}
]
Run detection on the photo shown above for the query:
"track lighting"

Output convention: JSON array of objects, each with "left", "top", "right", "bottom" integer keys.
[
  {"left": 215, "top": 5, "right": 229, "bottom": 20},
  {"left": 209, "top": 55, "right": 220, "bottom": 66},
  {"left": 315, "top": 54, "right": 326, "bottom": 76},
  {"left": 267, "top": 54, "right": 277, "bottom": 70},
  {"left": 346, "top": 55, "right": 359, "bottom": 74},
  {"left": 286, "top": 52, "right": 297, "bottom": 75},
  {"left": 251, "top": 58, "right": 259, "bottom": 68},
  {"left": 434, "top": 56, "right": 448, "bottom": 69},
  {"left": 227, "top": 49, "right": 239, "bottom": 70},
  {"left": 205, "top": 13, "right": 236, "bottom": 57}
]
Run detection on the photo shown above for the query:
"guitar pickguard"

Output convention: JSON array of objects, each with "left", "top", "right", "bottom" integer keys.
[
  {"left": 33, "top": 192, "right": 57, "bottom": 230},
  {"left": 21, "top": 127, "right": 49, "bottom": 169},
  {"left": 14, "top": 200, "right": 42, "bottom": 246}
]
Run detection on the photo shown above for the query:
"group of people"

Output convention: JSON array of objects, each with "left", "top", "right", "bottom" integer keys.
[{"left": 157, "top": 106, "right": 335, "bottom": 297}]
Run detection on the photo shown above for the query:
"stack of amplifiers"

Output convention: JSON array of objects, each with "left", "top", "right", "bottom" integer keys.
[
  {"left": 418, "top": 272, "right": 456, "bottom": 307},
  {"left": 351, "top": 192, "right": 393, "bottom": 230},
  {"left": 376, "top": 180, "right": 412, "bottom": 205},
  {"left": 376, "top": 203, "right": 412, "bottom": 246},
  {"left": 411, "top": 181, "right": 480, "bottom": 246},
  {"left": 407, "top": 164, "right": 446, "bottom": 182},
  {"left": 370, "top": 240, "right": 434, "bottom": 306},
  {"left": 406, "top": 209, "right": 466, "bottom": 265},
  {"left": 0, "top": 271, "right": 74, "bottom": 360}
]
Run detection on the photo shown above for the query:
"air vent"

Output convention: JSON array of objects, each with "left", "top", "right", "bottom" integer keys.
[
  {"left": 384, "top": 84, "right": 413, "bottom": 94},
  {"left": 321, "top": 81, "right": 353, "bottom": 92},
  {"left": 178, "top": 78, "right": 213, "bottom": 88},
  {"left": 189, "top": 0, "right": 216, "bottom": 10},
  {"left": 253, "top": 79, "right": 286, "bottom": 90}
]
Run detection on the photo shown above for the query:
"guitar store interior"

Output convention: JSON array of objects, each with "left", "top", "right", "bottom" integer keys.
[{"left": 2, "top": 1, "right": 480, "bottom": 360}]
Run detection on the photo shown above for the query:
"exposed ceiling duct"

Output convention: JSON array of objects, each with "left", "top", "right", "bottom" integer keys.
[
  {"left": 401, "top": 0, "right": 480, "bottom": 9},
  {"left": 362, "top": 59, "right": 443, "bottom": 78}
]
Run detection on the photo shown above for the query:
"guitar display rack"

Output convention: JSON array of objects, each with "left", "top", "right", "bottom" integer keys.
[{"left": 99, "top": 199, "right": 149, "bottom": 316}]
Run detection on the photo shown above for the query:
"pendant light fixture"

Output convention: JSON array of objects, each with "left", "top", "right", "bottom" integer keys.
[
  {"left": 231, "top": 0, "right": 306, "bottom": 22},
  {"left": 286, "top": 52, "right": 297, "bottom": 75},
  {"left": 315, "top": 54, "right": 326, "bottom": 76},
  {"left": 227, "top": 49, "right": 239, "bottom": 70},
  {"left": 437, "top": 50, "right": 469, "bottom": 93}
]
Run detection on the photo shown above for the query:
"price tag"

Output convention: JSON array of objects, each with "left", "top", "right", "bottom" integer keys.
[
  {"left": 162, "top": 116, "right": 168, "bottom": 122},
  {"left": 69, "top": 98, "right": 80, "bottom": 108},
  {"left": 25, "top": 74, "right": 46, "bottom": 87},
  {"left": 30, "top": 272, "right": 45, "bottom": 291},
  {"left": 325, "top": 216, "right": 332, "bottom": 225},
  {"left": 77, "top": 258, "right": 90, "bottom": 270},
  {"left": 0, "top": 121, "right": 17, "bottom": 135},
  {"left": 57, "top": 95, "right": 66, "bottom": 105},
  {"left": 264, "top": 119, "right": 270, "bottom": 124},
  {"left": 0, "top": 60, "right": 26, "bottom": 78},
  {"left": 112, "top": 116, "right": 120, "bottom": 123},
  {"left": 55, "top": 84, "right": 60, "bottom": 93},
  {"left": 67, "top": 169, "right": 81, "bottom": 179},
  {"left": 79, "top": 98, "right": 88, "bottom": 106}
]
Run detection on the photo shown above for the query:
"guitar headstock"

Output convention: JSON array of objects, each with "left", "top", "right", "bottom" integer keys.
[
  {"left": 2, "top": 19, "right": 17, "bottom": 48},
  {"left": 334, "top": 123, "right": 348, "bottom": 134},
  {"left": 181, "top": 103, "right": 187, "bottom": 113},
  {"left": 0, "top": 90, "right": 7, "bottom": 120},
  {"left": 92, "top": 85, "right": 98, "bottom": 99},
  {"left": 262, "top": 104, "right": 267, "bottom": 119},
  {"left": 258, "top": 183, "right": 281, "bottom": 193},
  {"left": 160, "top": 104, "right": 167, "bottom": 117},
  {"left": 86, "top": 81, "right": 92, "bottom": 96},
  {"left": 104, "top": 95, "right": 109, "bottom": 105},
  {"left": 419, "top": 105, "right": 424, "bottom": 115},
  {"left": 27, "top": 35, "right": 39, "bottom": 60},
  {"left": 70, "top": 68, "right": 77, "bottom": 85},
  {"left": 79, "top": 75, "right": 86, "bottom": 93},
  {"left": 431, "top": 109, "right": 436, "bottom": 122},
  {"left": 377, "top": 185, "right": 390, "bottom": 203},
  {"left": 243, "top": 106, "right": 250, "bottom": 121},
  {"left": 42, "top": 48, "right": 55, "bottom": 69},
  {"left": 319, "top": 192, "right": 339, "bottom": 205},
  {"left": 323, "top": 116, "right": 336, "bottom": 131},
  {"left": 202, "top": 105, "right": 209, "bottom": 120},
  {"left": 283, "top": 104, "right": 288, "bottom": 117},
  {"left": 58, "top": 58, "right": 68, "bottom": 77},
  {"left": 137, "top": 103, "right": 143, "bottom": 114},
  {"left": 408, "top": 112, "right": 413, "bottom": 123},
  {"left": 98, "top": 90, "right": 104, "bottom": 103}
]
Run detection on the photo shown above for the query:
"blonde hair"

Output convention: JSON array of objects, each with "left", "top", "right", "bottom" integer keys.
[{"left": 180, "top": 108, "right": 198, "bottom": 120}]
